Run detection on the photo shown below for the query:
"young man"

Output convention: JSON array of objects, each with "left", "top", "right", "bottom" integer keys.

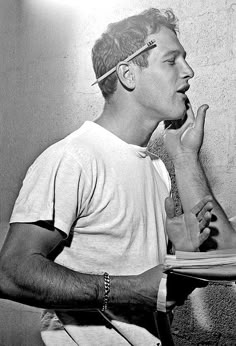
[{"left": 0, "top": 8, "right": 235, "bottom": 346}]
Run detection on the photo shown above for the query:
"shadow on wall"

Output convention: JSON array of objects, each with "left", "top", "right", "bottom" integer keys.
[{"left": 171, "top": 283, "right": 236, "bottom": 346}]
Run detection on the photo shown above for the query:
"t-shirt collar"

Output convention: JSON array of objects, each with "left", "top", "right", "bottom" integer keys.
[{"left": 85, "top": 121, "right": 148, "bottom": 158}]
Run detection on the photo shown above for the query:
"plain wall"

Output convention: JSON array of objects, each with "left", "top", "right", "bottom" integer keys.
[{"left": 0, "top": 0, "right": 236, "bottom": 345}]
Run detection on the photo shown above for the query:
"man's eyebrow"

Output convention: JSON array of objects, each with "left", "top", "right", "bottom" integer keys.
[{"left": 162, "top": 49, "right": 187, "bottom": 59}]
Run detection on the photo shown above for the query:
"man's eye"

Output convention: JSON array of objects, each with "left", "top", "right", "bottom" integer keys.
[{"left": 167, "top": 59, "right": 175, "bottom": 65}]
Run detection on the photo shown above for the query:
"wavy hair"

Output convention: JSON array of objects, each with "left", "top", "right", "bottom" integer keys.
[{"left": 92, "top": 8, "right": 178, "bottom": 99}]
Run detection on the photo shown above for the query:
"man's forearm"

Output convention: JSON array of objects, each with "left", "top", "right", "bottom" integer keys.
[
  {"left": 174, "top": 154, "right": 236, "bottom": 249},
  {"left": 0, "top": 252, "right": 162, "bottom": 312},
  {"left": 0, "top": 253, "right": 138, "bottom": 310}
]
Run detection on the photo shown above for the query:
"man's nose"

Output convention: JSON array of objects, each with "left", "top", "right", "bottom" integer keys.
[{"left": 181, "top": 61, "right": 194, "bottom": 79}]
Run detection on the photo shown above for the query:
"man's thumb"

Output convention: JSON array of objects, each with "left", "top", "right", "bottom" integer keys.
[
  {"left": 195, "top": 104, "right": 209, "bottom": 131},
  {"left": 165, "top": 196, "right": 176, "bottom": 218}
]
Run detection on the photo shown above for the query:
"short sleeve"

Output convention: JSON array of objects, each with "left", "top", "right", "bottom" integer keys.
[
  {"left": 10, "top": 148, "right": 88, "bottom": 236},
  {"left": 152, "top": 158, "right": 171, "bottom": 194}
]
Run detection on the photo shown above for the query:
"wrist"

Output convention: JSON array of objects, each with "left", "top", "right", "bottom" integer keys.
[
  {"left": 217, "top": 226, "right": 236, "bottom": 250},
  {"left": 172, "top": 152, "right": 199, "bottom": 169},
  {"left": 101, "top": 272, "right": 110, "bottom": 311},
  {"left": 105, "top": 274, "right": 137, "bottom": 308}
]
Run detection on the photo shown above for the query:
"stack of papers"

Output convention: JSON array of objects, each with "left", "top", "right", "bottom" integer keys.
[{"left": 164, "top": 249, "right": 236, "bottom": 281}]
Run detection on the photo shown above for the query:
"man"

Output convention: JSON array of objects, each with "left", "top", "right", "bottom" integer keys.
[{"left": 0, "top": 8, "right": 235, "bottom": 346}]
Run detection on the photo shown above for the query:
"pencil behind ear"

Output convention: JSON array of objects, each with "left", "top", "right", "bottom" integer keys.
[{"left": 116, "top": 61, "right": 135, "bottom": 90}]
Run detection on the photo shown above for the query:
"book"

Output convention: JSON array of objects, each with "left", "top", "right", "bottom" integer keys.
[{"left": 164, "top": 249, "right": 236, "bottom": 281}]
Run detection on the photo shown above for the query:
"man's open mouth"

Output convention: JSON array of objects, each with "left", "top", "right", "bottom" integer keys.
[{"left": 177, "top": 84, "right": 190, "bottom": 94}]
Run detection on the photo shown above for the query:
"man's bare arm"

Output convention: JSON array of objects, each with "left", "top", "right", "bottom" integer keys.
[
  {"left": 0, "top": 223, "right": 165, "bottom": 311},
  {"left": 164, "top": 104, "right": 236, "bottom": 250},
  {"left": 165, "top": 195, "right": 213, "bottom": 252}
]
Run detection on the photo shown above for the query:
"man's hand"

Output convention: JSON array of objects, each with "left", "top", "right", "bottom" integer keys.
[
  {"left": 165, "top": 195, "right": 213, "bottom": 252},
  {"left": 164, "top": 103, "right": 209, "bottom": 162},
  {"left": 134, "top": 265, "right": 177, "bottom": 313}
]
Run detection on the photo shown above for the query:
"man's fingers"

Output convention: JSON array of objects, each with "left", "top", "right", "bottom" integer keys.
[
  {"left": 166, "top": 300, "right": 176, "bottom": 312},
  {"left": 199, "top": 228, "right": 211, "bottom": 245},
  {"left": 199, "top": 211, "right": 212, "bottom": 230},
  {"left": 197, "top": 202, "right": 213, "bottom": 222},
  {"left": 194, "top": 104, "right": 209, "bottom": 133},
  {"left": 165, "top": 196, "right": 176, "bottom": 219},
  {"left": 179, "top": 103, "right": 208, "bottom": 137},
  {"left": 177, "top": 101, "right": 195, "bottom": 136},
  {"left": 191, "top": 195, "right": 213, "bottom": 215},
  {"left": 177, "top": 107, "right": 195, "bottom": 136}
]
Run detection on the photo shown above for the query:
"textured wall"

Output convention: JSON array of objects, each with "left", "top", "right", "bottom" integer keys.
[{"left": 0, "top": 0, "right": 235, "bottom": 344}]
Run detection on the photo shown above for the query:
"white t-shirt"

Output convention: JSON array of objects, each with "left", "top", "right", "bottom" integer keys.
[{"left": 10, "top": 121, "right": 171, "bottom": 346}]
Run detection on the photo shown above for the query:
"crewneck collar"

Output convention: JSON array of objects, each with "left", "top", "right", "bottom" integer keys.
[{"left": 84, "top": 121, "right": 148, "bottom": 158}]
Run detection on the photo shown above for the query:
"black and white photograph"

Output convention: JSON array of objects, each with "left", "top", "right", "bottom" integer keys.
[{"left": 0, "top": 1, "right": 236, "bottom": 345}]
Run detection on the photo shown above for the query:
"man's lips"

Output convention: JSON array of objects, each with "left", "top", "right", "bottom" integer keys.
[
  {"left": 178, "top": 92, "right": 188, "bottom": 99},
  {"left": 176, "top": 84, "right": 190, "bottom": 94}
]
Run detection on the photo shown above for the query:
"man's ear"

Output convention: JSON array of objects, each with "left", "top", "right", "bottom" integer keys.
[{"left": 116, "top": 61, "right": 135, "bottom": 90}]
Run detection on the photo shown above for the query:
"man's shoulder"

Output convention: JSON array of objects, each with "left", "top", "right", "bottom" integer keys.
[
  {"left": 38, "top": 121, "right": 97, "bottom": 161},
  {"left": 31, "top": 120, "right": 117, "bottom": 172}
]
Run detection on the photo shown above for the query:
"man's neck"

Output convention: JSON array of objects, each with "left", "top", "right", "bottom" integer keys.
[{"left": 94, "top": 99, "right": 160, "bottom": 147}]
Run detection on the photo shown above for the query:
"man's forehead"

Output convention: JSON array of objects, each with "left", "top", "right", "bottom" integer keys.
[{"left": 148, "top": 27, "right": 186, "bottom": 57}]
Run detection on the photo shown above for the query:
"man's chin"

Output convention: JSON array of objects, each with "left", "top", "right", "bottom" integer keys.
[
  {"left": 174, "top": 101, "right": 188, "bottom": 119},
  {"left": 164, "top": 109, "right": 187, "bottom": 130},
  {"left": 177, "top": 104, "right": 188, "bottom": 121}
]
